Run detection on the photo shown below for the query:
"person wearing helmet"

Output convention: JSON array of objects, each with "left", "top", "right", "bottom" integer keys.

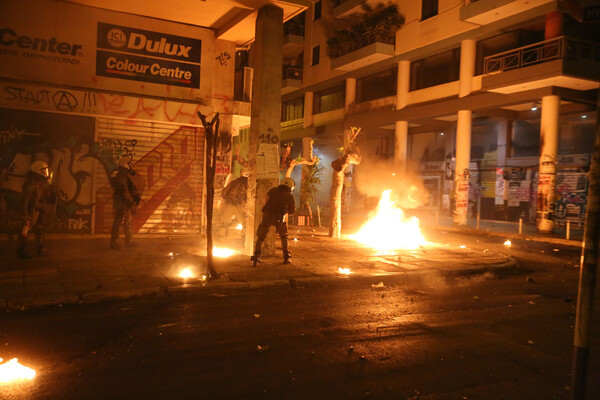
[
  {"left": 218, "top": 169, "right": 248, "bottom": 236},
  {"left": 17, "top": 160, "right": 52, "bottom": 259},
  {"left": 109, "top": 157, "right": 141, "bottom": 249},
  {"left": 251, "top": 177, "right": 296, "bottom": 266}
]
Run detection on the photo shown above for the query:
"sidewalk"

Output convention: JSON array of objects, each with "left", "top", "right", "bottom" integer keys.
[{"left": 0, "top": 222, "right": 523, "bottom": 311}]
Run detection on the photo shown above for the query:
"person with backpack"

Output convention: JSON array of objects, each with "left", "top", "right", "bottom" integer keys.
[
  {"left": 251, "top": 177, "right": 296, "bottom": 267},
  {"left": 109, "top": 157, "right": 140, "bottom": 249}
]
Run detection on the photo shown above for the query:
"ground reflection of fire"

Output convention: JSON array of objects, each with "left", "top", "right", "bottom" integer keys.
[{"left": 349, "top": 190, "right": 426, "bottom": 254}]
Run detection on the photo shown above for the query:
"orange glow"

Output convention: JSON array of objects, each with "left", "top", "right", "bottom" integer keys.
[
  {"left": 337, "top": 267, "right": 351, "bottom": 275},
  {"left": 349, "top": 190, "right": 426, "bottom": 253},
  {"left": 0, "top": 358, "right": 36, "bottom": 382},
  {"left": 234, "top": 224, "right": 243, "bottom": 230},
  {"left": 504, "top": 240, "right": 512, "bottom": 247},
  {"left": 179, "top": 268, "right": 194, "bottom": 279},
  {"left": 213, "top": 247, "right": 236, "bottom": 258}
]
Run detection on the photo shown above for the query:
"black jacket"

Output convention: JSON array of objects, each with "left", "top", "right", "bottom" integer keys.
[{"left": 262, "top": 185, "right": 296, "bottom": 218}]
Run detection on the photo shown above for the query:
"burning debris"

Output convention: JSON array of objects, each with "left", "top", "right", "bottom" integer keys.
[
  {"left": 0, "top": 358, "right": 36, "bottom": 382},
  {"left": 349, "top": 190, "right": 426, "bottom": 254},
  {"left": 179, "top": 268, "right": 194, "bottom": 280},
  {"left": 234, "top": 224, "right": 243, "bottom": 230},
  {"left": 212, "top": 247, "right": 236, "bottom": 258},
  {"left": 504, "top": 240, "right": 512, "bottom": 247},
  {"left": 337, "top": 267, "right": 351, "bottom": 276}
]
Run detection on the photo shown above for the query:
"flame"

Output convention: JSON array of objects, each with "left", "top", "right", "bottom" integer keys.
[
  {"left": 213, "top": 247, "right": 236, "bottom": 258},
  {"left": 234, "top": 224, "right": 243, "bottom": 230},
  {"left": 0, "top": 358, "right": 36, "bottom": 382},
  {"left": 349, "top": 190, "right": 426, "bottom": 253},
  {"left": 179, "top": 268, "right": 194, "bottom": 279},
  {"left": 504, "top": 240, "right": 512, "bottom": 247},
  {"left": 338, "top": 267, "right": 351, "bottom": 275}
]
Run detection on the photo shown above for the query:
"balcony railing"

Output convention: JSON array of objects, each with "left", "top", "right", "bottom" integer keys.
[
  {"left": 283, "top": 66, "right": 302, "bottom": 80},
  {"left": 483, "top": 36, "right": 600, "bottom": 75},
  {"left": 284, "top": 22, "right": 305, "bottom": 37}
]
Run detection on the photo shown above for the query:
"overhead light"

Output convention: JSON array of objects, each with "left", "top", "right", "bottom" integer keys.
[
  {"left": 581, "top": 115, "right": 588, "bottom": 119},
  {"left": 440, "top": 132, "right": 445, "bottom": 136},
  {"left": 530, "top": 102, "right": 539, "bottom": 111}
]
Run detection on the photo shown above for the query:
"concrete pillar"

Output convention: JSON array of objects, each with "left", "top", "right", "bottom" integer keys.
[
  {"left": 537, "top": 95, "right": 560, "bottom": 233},
  {"left": 394, "top": 60, "right": 410, "bottom": 174},
  {"left": 345, "top": 78, "right": 356, "bottom": 113},
  {"left": 459, "top": 39, "right": 476, "bottom": 98},
  {"left": 394, "top": 120, "right": 408, "bottom": 174},
  {"left": 245, "top": 5, "right": 283, "bottom": 255},
  {"left": 304, "top": 91, "right": 314, "bottom": 128},
  {"left": 454, "top": 110, "right": 472, "bottom": 225},
  {"left": 453, "top": 40, "right": 476, "bottom": 224},
  {"left": 545, "top": 11, "right": 563, "bottom": 40}
]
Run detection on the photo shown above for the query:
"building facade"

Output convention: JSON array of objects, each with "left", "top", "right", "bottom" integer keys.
[{"left": 274, "top": 0, "right": 599, "bottom": 232}]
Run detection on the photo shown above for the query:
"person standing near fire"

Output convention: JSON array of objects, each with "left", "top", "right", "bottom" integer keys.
[
  {"left": 17, "top": 160, "right": 54, "bottom": 259},
  {"left": 218, "top": 168, "right": 248, "bottom": 236},
  {"left": 109, "top": 157, "right": 141, "bottom": 249},
  {"left": 251, "top": 177, "right": 296, "bottom": 267}
]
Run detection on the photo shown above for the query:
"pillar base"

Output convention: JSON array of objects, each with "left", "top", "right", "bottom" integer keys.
[{"left": 537, "top": 218, "right": 554, "bottom": 234}]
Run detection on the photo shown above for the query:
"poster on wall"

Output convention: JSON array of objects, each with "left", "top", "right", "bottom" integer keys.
[{"left": 0, "top": 108, "right": 96, "bottom": 233}]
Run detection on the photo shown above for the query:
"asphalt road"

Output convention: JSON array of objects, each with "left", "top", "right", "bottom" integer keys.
[{"left": 1, "top": 232, "right": 599, "bottom": 400}]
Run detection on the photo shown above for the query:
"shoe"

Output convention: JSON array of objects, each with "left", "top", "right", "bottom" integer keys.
[
  {"left": 109, "top": 242, "right": 122, "bottom": 250},
  {"left": 250, "top": 255, "right": 260, "bottom": 268}
]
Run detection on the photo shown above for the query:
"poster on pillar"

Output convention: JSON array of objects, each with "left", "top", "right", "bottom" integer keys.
[{"left": 257, "top": 143, "right": 279, "bottom": 180}]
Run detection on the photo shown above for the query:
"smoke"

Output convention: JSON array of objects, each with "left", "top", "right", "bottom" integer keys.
[{"left": 353, "top": 158, "right": 430, "bottom": 209}]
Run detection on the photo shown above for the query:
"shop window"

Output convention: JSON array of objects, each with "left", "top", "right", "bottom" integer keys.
[
  {"left": 421, "top": 0, "right": 438, "bottom": 21},
  {"left": 471, "top": 122, "right": 498, "bottom": 160},
  {"left": 357, "top": 68, "right": 397, "bottom": 103},
  {"left": 410, "top": 48, "right": 460, "bottom": 91},
  {"left": 559, "top": 112, "right": 596, "bottom": 155},
  {"left": 409, "top": 130, "right": 448, "bottom": 163},
  {"left": 314, "top": 84, "right": 345, "bottom": 114},
  {"left": 511, "top": 120, "right": 540, "bottom": 157},
  {"left": 312, "top": 45, "right": 320, "bottom": 66},
  {"left": 281, "top": 97, "right": 304, "bottom": 122}
]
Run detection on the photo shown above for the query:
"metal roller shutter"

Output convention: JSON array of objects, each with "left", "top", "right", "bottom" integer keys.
[{"left": 94, "top": 118, "right": 205, "bottom": 234}]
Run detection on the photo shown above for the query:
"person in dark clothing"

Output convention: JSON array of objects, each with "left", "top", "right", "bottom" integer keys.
[
  {"left": 218, "top": 169, "right": 248, "bottom": 236},
  {"left": 110, "top": 157, "right": 141, "bottom": 249},
  {"left": 251, "top": 177, "right": 296, "bottom": 267},
  {"left": 17, "top": 160, "right": 53, "bottom": 259}
]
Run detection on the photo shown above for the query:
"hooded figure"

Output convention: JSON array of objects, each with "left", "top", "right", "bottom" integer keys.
[
  {"left": 251, "top": 177, "right": 296, "bottom": 267},
  {"left": 17, "top": 160, "right": 52, "bottom": 259},
  {"left": 109, "top": 157, "right": 140, "bottom": 249}
]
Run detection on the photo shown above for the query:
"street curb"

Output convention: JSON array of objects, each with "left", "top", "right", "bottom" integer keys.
[
  {"left": 1, "top": 257, "right": 519, "bottom": 312},
  {"left": 430, "top": 225, "right": 583, "bottom": 247}
]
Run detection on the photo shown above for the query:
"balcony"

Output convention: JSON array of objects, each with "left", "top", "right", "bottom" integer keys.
[
  {"left": 282, "top": 66, "right": 302, "bottom": 94},
  {"left": 283, "top": 23, "right": 304, "bottom": 57},
  {"left": 482, "top": 36, "right": 600, "bottom": 94},
  {"left": 460, "top": 0, "right": 552, "bottom": 25},
  {"left": 330, "top": 40, "right": 394, "bottom": 71},
  {"left": 332, "top": 0, "right": 366, "bottom": 18}
]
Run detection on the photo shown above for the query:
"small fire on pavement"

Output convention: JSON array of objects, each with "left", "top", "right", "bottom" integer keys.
[
  {"left": 349, "top": 189, "right": 426, "bottom": 254},
  {"left": 179, "top": 268, "right": 194, "bottom": 280},
  {"left": 504, "top": 240, "right": 512, "bottom": 247},
  {"left": 337, "top": 267, "right": 351, "bottom": 275},
  {"left": 0, "top": 358, "right": 36, "bottom": 382},
  {"left": 213, "top": 247, "right": 236, "bottom": 258},
  {"left": 234, "top": 224, "right": 243, "bottom": 230}
]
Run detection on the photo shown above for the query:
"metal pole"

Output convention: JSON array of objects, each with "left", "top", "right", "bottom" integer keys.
[
  {"left": 571, "top": 94, "right": 600, "bottom": 400},
  {"left": 567, "top": 220, "right": 571, "bottom": 241},
  {"left": 519, "top": 218, "right": 523, "bottom": 235},
  {"left": 476, "top": 214, "right": 480, "bottom": 230}
]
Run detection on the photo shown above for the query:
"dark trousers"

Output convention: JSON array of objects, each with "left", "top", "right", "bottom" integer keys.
[
  {"left": 111, "top": 200, "right": 133, "bottom": 244},
  {"left": 253, "top": 213, "right": 289, "bottom": 259}
]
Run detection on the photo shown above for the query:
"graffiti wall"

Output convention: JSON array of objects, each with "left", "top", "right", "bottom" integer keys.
[
  {"left": 94, "top": 118, "right": 205, "bottom": 234},
  {"left": 0, "top": 108, "right": 96, "bottom": 233}
]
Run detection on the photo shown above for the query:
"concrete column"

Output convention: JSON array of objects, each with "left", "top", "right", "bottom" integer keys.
[
  {"left": 395, "top": 60, "right": 410, "bottom": 174},
  {"left": 304, "top": 91, "right": 314, "bottom": 128},
  {"left": 454, "top": 110, "right": 472, "bottom": 225},
  {"left": 396, "top": 60, "right": 410, "bottom": 109},
  {"left": 345, "top": 78, "right": 356, "bottom": 113},
  {"left": 394, "top": 120, "right": 408, "bottom": 174},
  {"left": 459, "top": 39, "right": 476, "bottom": 98},
  {"left": 245, "top": 5, "right": 283, "bottom": 255},
  {"left": 537, "top": 95, "right": 560, "bottom": 233}
]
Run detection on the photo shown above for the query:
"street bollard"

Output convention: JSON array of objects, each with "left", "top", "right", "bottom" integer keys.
[
  {"left": 519, "top": 218, "right": 522, "bottom": 235},
  {"left": 476, "top": 214, "right": 480, "bottom": 230},
  {"left": 566, "top": 220, "right": 571, "bottom": 241}
]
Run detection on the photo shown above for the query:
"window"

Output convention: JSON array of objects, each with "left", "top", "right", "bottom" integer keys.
[
  {"left": 312, "top": 45, "right": 320, "bottom": 66},
  {"left": 410, "top": 48, "right": 460, "bottom": 91},
  {"left": 314, "top": 84, "right": 345, "bottom": 114},
  {"left": 559, "top": 112, "right": 596, "bottom": 155},
  {"left": 409, "top": 131, "right": 448, "bottom": 163},
  {"left": 421, "top": 0, "right": 438, "bottom": 21},
  {"left": 281, "top": 97, "right": 304, "bottom": 122},
  {"left": 357, "top": 68, "right": 397, "bottom": 103},
  {"left": 314, "top": 0, "right": 321, "bottom": 21},
  {"left": 471, "top": 122, "right": 498, "bottom": 160},
  {"left": 511, "top": 120, "right": 540, "bottom": 157}
]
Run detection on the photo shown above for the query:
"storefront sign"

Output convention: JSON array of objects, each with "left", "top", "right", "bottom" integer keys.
[{"left": 96, "top": 23, "right": 201, "bottom": 88}]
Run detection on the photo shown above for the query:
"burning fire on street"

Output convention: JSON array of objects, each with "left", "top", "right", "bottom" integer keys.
[
  {"left": 0, "top": 358, "right": 36, "bottom": 382},
  {"left": 349, "top": 190, "right": 427, "bottom": 254},
  {"left": 213, "top": 247, "right": 236, "bottom": 258}
]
